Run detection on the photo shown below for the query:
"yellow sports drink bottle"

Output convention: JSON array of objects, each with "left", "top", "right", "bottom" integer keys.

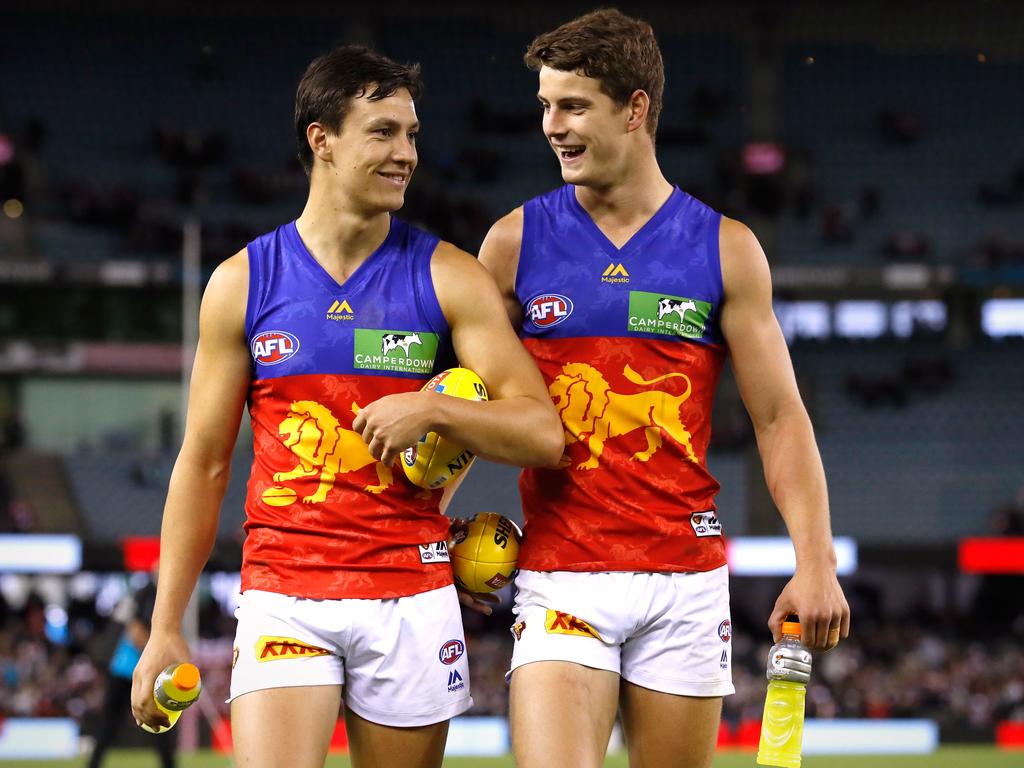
[
  {"left": 142, "top": 662, "right": 202, "bottom": 734},
  {"left": 757, "top": 619, "right": 811, "bottom": 768}
]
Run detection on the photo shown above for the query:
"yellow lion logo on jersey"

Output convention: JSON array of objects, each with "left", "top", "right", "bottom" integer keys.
[
  {"left": 549, "top": 363, "right": 698, "bottom": 470},
  {"left": 260, "top": 401, "right": 392, "bottom": 506}
]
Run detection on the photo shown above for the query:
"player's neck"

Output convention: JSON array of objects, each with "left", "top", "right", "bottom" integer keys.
[
  {"left": 574, "top": 151, "right": 673, "bottom": 227},
  {"left": 295, "top": 191, "right": 392, "bottom": 278}
]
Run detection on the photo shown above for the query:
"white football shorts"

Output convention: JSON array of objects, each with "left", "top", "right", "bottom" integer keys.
[
  {"left": 229, "top": 585, "right": 472, "bottom": 727},
  {"left": 509, "top": 567, "right": 735, "bottom": 697}
]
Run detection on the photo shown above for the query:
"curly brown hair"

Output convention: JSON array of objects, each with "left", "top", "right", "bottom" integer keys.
[{"left": 524, "top": 9, "right": 664, "bottom": 139}]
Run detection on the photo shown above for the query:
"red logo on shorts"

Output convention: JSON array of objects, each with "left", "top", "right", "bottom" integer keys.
[
  {"left": 439, "top": 639, "right": 464, "bottom": 665},
  {"left": 718, "top": 620, "right": 732, "bottom": 642},
  {"left": 251, "top": 330, "right": 299, "bottom": 365}
]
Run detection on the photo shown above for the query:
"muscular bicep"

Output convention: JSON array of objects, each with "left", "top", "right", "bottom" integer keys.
[
  {"left": 719, "top": 219, "right": 805, "bottom": 431},
  {"left": 433, "top": 244, "right": 548, "bottom": 404},
  {"left": 178, "top": 251, "right": 252, "bottom": 468},
  {"left": 478, "top": 208, "right": 524, "bottom": 329}
]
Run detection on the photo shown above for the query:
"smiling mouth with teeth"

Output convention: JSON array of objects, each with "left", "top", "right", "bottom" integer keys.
[{"left": 559, "top": 146, "right": 585, "bottom": 160}]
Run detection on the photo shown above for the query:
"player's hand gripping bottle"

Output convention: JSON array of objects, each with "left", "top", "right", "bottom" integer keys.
[
  {"left": 757, "top": 618, "right": 812, "bottom": 767},
  {"left": 141, "top": 662, "right": 202, "bottom": 734}
]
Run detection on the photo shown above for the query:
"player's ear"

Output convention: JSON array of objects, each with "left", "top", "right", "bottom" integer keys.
[
  {"left": 307, "top": 122, "right": 332, "bottom": 164},
  {"left": 625, "top": 89, "right": 650, "bottom": 134}
]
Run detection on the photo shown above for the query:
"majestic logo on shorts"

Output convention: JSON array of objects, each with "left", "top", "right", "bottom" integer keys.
[
  {"left": 419, "top": 541, "right": 450, "bottom": 564},
  {"left": 526, "top": 293, "right": 574, "bottom": 329},
  {"left": 544, "top": 610, "right": 603, "bottom": 640},
  {"left": 326, "top": 299, "right": 355, "bottom": 321},
  {"left": 690, "top": 511, "right": 722, "bottom": 538},
  {"left": 601, "top": 263, "right": 630, "bottom": 284},
  {"left": 260, "top": 400, "right": 393, "bottom": 507},
  {"left": 354, "top": 329, "right": 439, "bottom": 373},
  {"left": 447, "top": 669, "right": 465, "bottom": 693},
  {"left": 251, "top": 330, "right": 300, "bottom": 365},
  {"left": 510, "top": 621, "right": 526, "bottom": 641},
  {"left": 718, "top": 620, "right": 732, "bottom": 643},
  {"left": 720, "top": 649, "right": 729, "bottom": 669},
  {"left": 256, "top": 636, "right": 332, "bottom": 662},
  {"left": 628, "top": 291, "right": 711, "bottom": 339},
  {"left": 550, "top": 363, "right": 699, "bottom": 470},
  {"left": 439, "top": 639, "right": 465, "bottom": 665}
]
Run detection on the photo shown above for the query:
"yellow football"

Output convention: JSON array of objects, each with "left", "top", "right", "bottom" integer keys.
[
  {"left": 451, "top": 512, "right": 522, "bottom": 593},
  {"left": 401, "top": 368, "right": 488, "bottom": 489}
]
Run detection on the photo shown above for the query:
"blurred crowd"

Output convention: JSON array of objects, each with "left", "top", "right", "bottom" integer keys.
[{"left": 1, "top": 573, "right": 1022, "bottom": 743}]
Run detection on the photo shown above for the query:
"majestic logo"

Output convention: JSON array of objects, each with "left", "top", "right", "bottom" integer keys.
[
  {"left": 527, "top": 293, "right": 574, "bottom": 329},
  {"left": 690, "top": 511, "right": 722, "bottom": 538},
  {"left": 601, "top": 263, "right": 630, "bottom": 284},
  {"left": 354, "top": 329, "right": 438, "bottom": 374},
  {"left": 628, "top": 291, "right": 711, "bottom": 339},
  {"left": 256, "top": 636, "right": 332, "bottom": 662},
  {"left": 260, "top": 401, "right": 392, "bottom": 507},
  {"left": 447, "top": 668, "right": 465, "bottom": 693},
  {"left": 549, "top": 363, "right": 698, "bottom": 470},
  {"left": 510, "top": 621, "right": 526, "bottom": 641},
  {"left": 419, "top": 541, "right": 450, "bottom": 564},
  {"left": 545, "top": 610, "right": 603, "bottom": 640},
  {"left": 439, "top": 639, "right": 465, "bottom": 665},
  {"left": 720, "top": 649, "right": 729, "bottom": 669},
  {"left": 251, "top": 330, "right": 300, "bottom": 365},
  {"left": 326, "top": 299, "right": 355, "bottom": 321},
  {"left": 718, "top": 620, "right": 732, "bottom": 643}
]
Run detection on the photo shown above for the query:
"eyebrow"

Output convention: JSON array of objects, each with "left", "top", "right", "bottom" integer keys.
[
  {"left": 537, "top": 94, "right": 593, "bottom": 105},
  {"left": 366, "top": 117, "right": 420, "bottom": 131}
]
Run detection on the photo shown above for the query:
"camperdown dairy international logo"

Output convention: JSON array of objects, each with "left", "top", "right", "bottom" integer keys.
[
  {"left": 627, "top": 291, "right": 712, "bottom": 339},
  {"left": 354, "top": 329, "right": 439, "bottom": 374}
]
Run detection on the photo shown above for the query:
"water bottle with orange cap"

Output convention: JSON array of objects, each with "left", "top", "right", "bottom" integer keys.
[
  {"left": 141, "top": 662, "right": 202, "bottom": 734},
  {"left": 756, "top": 616, "right": 813, "bottom": 767}
]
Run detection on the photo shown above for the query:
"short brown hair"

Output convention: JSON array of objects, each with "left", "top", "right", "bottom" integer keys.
[
  {"left": 294, "top": 45, "right": 423, "bottom": 176},
  {"left": 524, "top": 9, "right": 664, "bottom": 139}
]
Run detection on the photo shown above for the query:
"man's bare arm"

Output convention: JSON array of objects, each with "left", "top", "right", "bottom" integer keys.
[
  {"left": 131, "top": 250, "right": 251, "bottom": 729},
  {"left": 719, "top": 217, "right": 850, "bottom": 651},
  {"left": 477, "top": 207, "right": 524, "bottom": 328},
  {"left": 353, "top": 240, "right": 562, "bottom": 468}
]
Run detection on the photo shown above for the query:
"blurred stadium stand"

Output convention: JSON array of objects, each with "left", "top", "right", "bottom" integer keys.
[{"left": 0, "top": 0, "right": 1022, "bottom": 757}]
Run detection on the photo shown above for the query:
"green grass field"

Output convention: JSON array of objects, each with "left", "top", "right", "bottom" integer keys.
[{"left": 8, "top": 746, "right": 1020, "bottom": 767}]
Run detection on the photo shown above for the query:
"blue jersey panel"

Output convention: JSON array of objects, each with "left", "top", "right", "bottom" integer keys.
[
  {"left": 516, "top": 185, "right": 724, "bottom": 346},
  {"left": 244, "top": 218, "right": 450, "bottom": 381}
]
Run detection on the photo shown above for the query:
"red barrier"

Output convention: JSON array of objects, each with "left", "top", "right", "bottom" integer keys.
[
  {"left": 213, "top": 718, "right": 349, "bottom": 754},
  {"left": 996, "top": 720, "right": 1024, "bottom": 749}
]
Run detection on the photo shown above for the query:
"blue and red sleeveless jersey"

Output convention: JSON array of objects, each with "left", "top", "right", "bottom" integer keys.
[
  {"left": 242, "top": 218, "right": 453, "bottom": 599},
  {"left": 516, "top": 185, "right": 727, "bottom": 573}
]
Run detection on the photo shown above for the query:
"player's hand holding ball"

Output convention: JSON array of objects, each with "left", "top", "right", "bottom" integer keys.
[{"left": 402, "top": 368, "right": 488, "bottom": 488}]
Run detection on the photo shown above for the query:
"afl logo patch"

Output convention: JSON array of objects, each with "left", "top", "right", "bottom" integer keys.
[
  {"left": 527, "top": 293, "right": 573, "bottom": 329},
  {"left": 438, "top": 639, "right": 465, "bottom": 665},
  {"left": 718, "top": 620, "right": 732, "bottom": 643},
  {"left": 251, "top": 330, "right": 300, "bottom": 365}
]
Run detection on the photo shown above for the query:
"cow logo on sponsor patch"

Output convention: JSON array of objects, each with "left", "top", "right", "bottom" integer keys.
[
  {"left": 627, "top": 291, "right": 712, "bottom": 339},
  {"left": 527, "top": 293, "right": 574, "bottom": 329},
  {"left": 718, "top": 620, "right": 732, "bottom": 643},
  {"left": 251, "top": 330, "right": 300, "bottom": 365},
  {"left": 439, "top": 639, "right": 465, "bottom": 665}
]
